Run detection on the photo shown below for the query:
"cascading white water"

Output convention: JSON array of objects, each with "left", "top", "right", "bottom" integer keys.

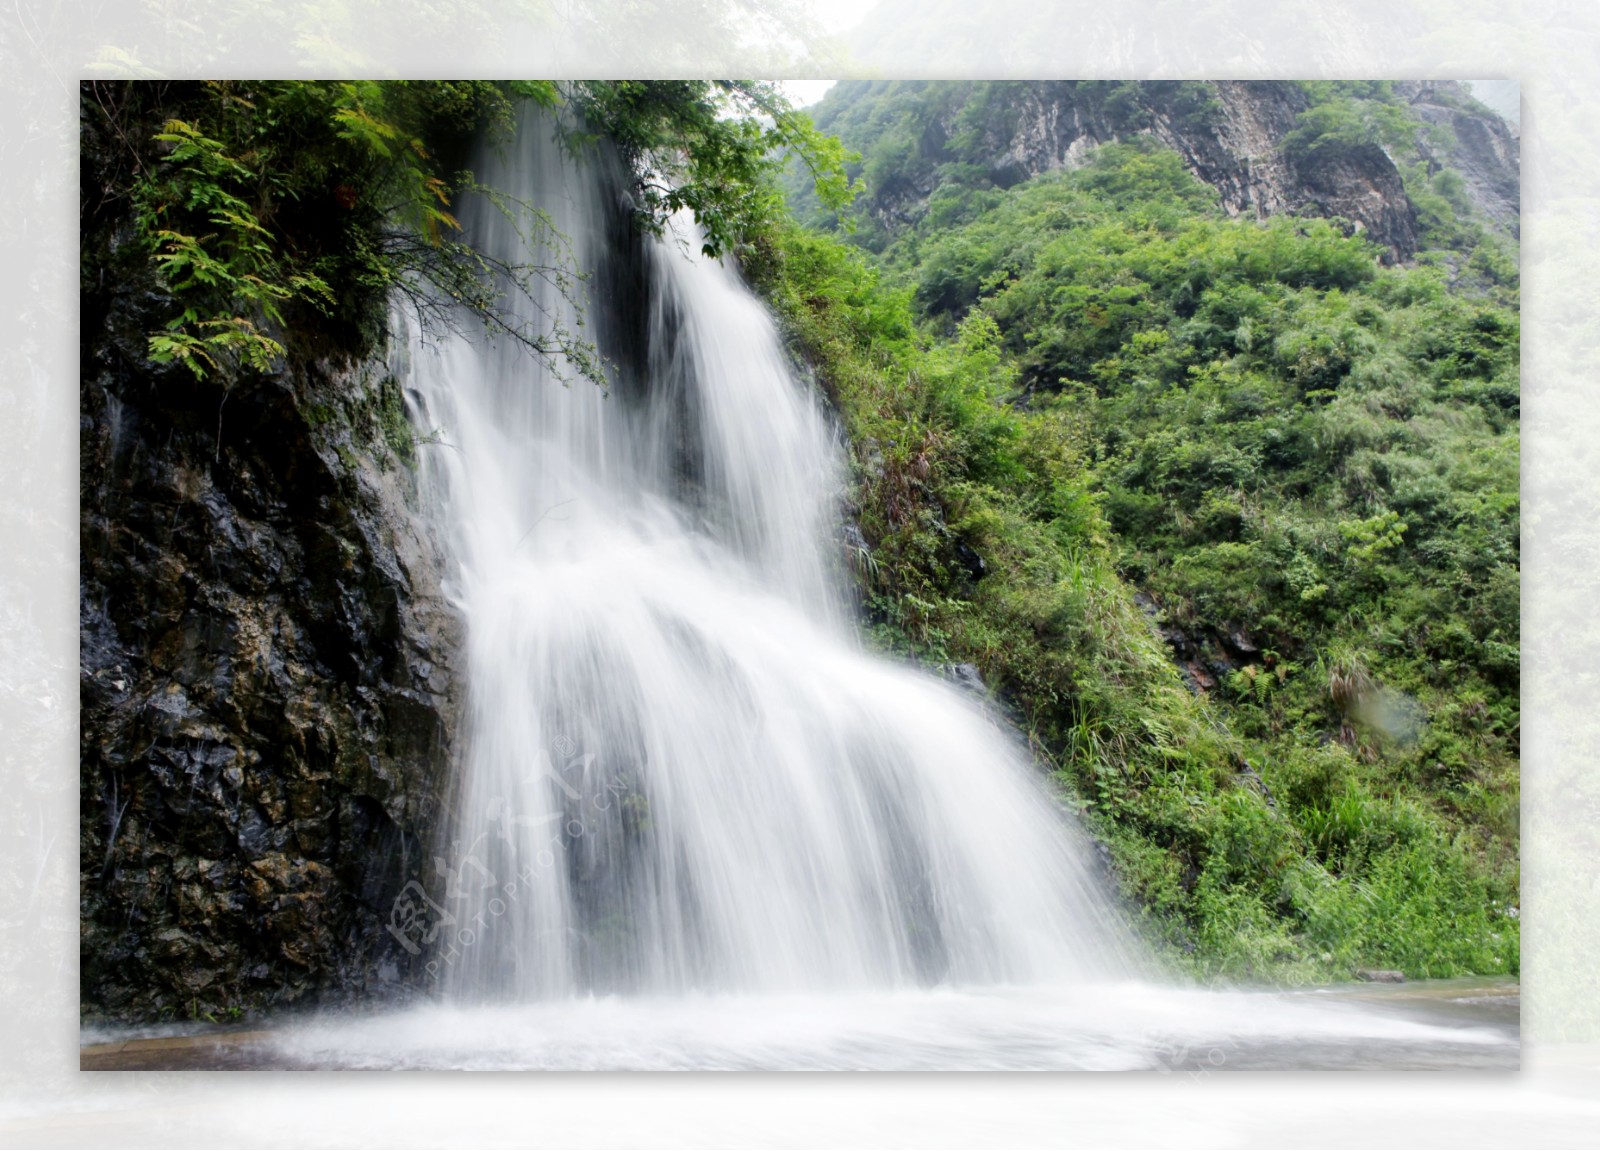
[{"left": 403, "top": 108, "right": 1138, "bottom": 1004}]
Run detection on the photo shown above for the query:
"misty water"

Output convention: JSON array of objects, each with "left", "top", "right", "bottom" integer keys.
[
  {"left": 90, "top": 108, "right": 1516, "bottom": 1070},
  {"left": 408, "top": 110, "right": 1138, "bottom": 1010}
]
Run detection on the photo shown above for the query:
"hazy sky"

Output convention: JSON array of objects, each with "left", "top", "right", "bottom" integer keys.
[
  {"left": 777, "top": 79, "right": 837, "bottom": 107},
  {"left": 1465, "top": 79, "right": 1521, "bottom": 125}
]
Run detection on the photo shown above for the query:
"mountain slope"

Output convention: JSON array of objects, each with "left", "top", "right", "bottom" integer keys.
[{"left": 759, "top": 79, "right": 1520, "bottom": 981}]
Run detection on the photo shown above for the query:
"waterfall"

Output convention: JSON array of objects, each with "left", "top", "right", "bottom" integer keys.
[{"left": 403, "top": 107, "right": 1137, "bottom": 1005}]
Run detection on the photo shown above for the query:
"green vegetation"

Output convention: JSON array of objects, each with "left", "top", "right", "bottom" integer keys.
[
  {"left": 107, "top": 81, "right": 578, "bottom": 380},
  {"left": 87, "top": 79, "right": 852, "bottom": 391},
  {"left": 1283, "top": 84, "right": 1419, "bottom": 161},
  {"left": 752, "top": 93, "right": 1519, "bottom": 983}
]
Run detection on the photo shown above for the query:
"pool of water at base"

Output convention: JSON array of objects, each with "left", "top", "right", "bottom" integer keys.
[{"left": 80, "top": 976, "right": 1517, "bottom": 1071}]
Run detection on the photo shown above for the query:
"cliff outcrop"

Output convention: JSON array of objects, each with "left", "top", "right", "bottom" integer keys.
[
  {"left": 816, "top": 80, "right": 1519, "bottom": 264},
  {"left": 79, "top": 102, "right": 460, "bottom": 1024}
]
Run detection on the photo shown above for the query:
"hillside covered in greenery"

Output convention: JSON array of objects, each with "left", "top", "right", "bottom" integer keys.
[{"left": 751, "top": 80, "right": 1519, "bottom": 982}]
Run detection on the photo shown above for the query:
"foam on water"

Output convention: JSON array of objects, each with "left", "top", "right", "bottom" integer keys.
[{"left": 268, "top": 982, "right": 1515, "bottom": 1071}]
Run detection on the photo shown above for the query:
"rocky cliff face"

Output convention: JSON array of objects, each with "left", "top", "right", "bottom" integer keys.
[
  {"left": 80, "top": 114, "right": 460, "bottom": 1024},
  {"left": 1395, "top": 80, "right": 1521, "bottom": 238},
  {"left": 828, "top": 80, "right": 1518, "bottom": 264},
  {"left": 976, "top": 81, "right": 1419, "bottom": 259}
]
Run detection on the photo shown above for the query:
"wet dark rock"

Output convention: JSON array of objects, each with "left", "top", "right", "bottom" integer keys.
[
  {"left": 1284, "top": 140, "right": 1418, "bottom": 261},
  {"left": 1136, "top": 594, "right": 1279, "bottom": 699},
  {"left": 1235, "top": 760, "right": 1276, "bottom": 808},
  {"left": 954, "top": 539, "right": 987, "bottom": 582},
  {"left": 938, "top": 662, "right": 989, "bottom": 699},
  {"left": 1357, "top": 969, "right": 1407, "bottom": 984},
  {"left": 1093, "top": 841, "right": 1116, "bottom": 877},
  {"left": 80, "top": 103, "right": 460, "bottom": 1024}
]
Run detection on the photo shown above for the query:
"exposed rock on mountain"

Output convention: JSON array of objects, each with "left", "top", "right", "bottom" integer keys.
[
  {"left": 986, "top": 81, "right": 1419, "bottom": 258},
  {"left": 812, "top": 80, "right": 1518, "bottom": 264},
  {"left": 1395, "top": 80, "right": 1520, "bottom": 238}
]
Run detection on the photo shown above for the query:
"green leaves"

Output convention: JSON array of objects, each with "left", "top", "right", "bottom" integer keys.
[
  {"left": 1282, "top": 95, "right": 1416, "bottom": 163},
  {"left": 148, "top": 316, "right": 285, "bottom": 378},
  {"left": 1339, "top": 510, "right": 1408, "bottom": 566},
  {"left": 137, "top": 115, "right": 318, "bottom": 379},
  {"left": 773, "top": 107, "right": 860, "bottom": 220},
  {"left": 569, "top": 80, "right": 859, "bottom": 260},
  {"left": 126, "top": 82, "right": 618, "bottom": 385}
]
